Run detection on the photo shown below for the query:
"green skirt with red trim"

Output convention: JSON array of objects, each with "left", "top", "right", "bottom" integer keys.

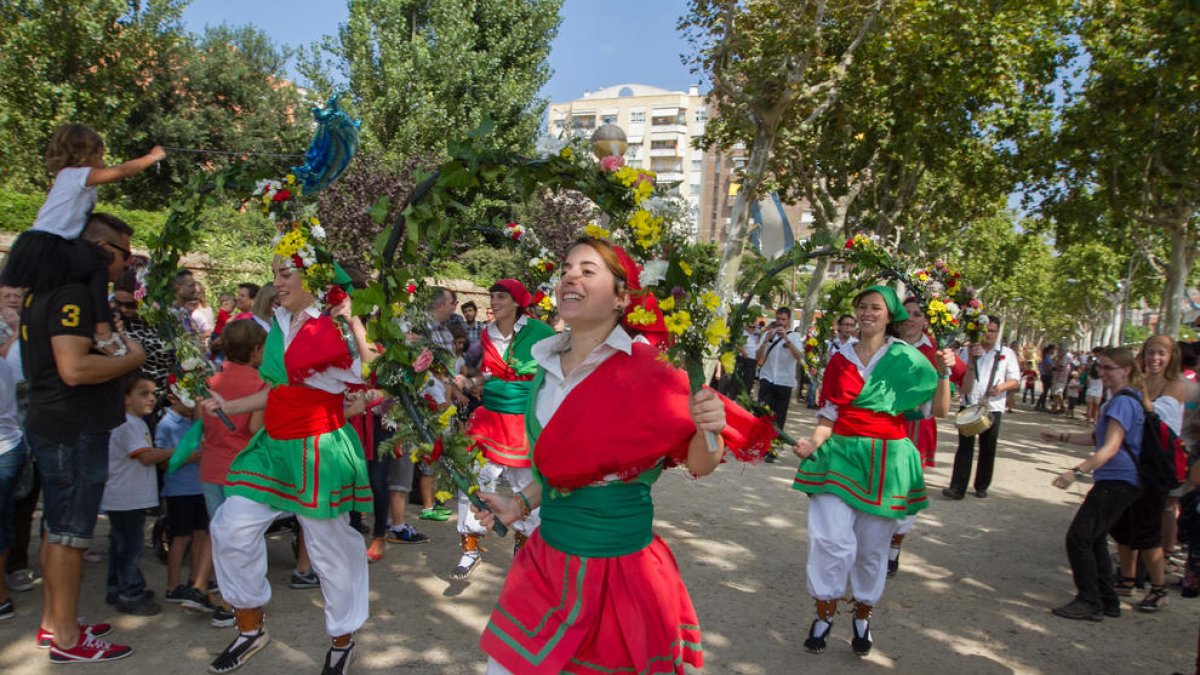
[
  {"left": 791, "top": 434, "right": 928, "bottom": 518},
  {"left": 224, "top": 425, "right": 371, "bottom": 519},
  {"left": 480, "top": 531, "right": 702, "bottom": 675}
]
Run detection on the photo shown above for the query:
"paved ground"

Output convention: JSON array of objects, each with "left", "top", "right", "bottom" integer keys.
[{"left": 1, "top": 401, "right": 1196, "bottom": 674}]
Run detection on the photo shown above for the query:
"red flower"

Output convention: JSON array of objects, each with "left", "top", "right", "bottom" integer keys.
[
  {"left": 424, "top": 438, "right": 444, "bottom": 465},
  {"left": 291, "top": 253, "right": 305, "bottom": 269},
  {"left": 422, "top": 394, "right": 439, "bottom": 412},
  {"left": 545, "top": 261, "right": 554, "bottom": 271},
  {"left": 530, "top": 290, "right": 545, "bottom": 306},
  {"left": 511, "top": 232, "right": 521, "bottom": 241},
  {"left": 844, "top": 238, "right": 855, "bottom": 249},
  {"left": 272, "top": 189, "right": 292, "bottom": 202},
  {"left": 326, "top": 285, "right": 348, "bottom": 307},
  {"left": 405, "top": 283, "right": 417, "bottom": 295}
]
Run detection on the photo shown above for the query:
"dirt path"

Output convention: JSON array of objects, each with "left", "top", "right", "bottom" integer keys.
[{"left": 1, "top": 403, "right": 1196, "bottom": 674}]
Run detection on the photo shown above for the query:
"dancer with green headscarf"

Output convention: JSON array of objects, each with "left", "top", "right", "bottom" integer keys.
[{"left": 792, "top": 285, "right": 956, "bottom": 657}]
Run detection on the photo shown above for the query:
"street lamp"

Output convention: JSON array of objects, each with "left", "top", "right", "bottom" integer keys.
[{"left": 591, "top": 124, "right": 627, "bottom": 159}]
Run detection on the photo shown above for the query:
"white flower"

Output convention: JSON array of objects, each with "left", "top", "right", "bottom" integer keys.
[
  {"left": 639, "top": 259, "right": 669, "bottom": 287},
  {"left": 534, "top": 135, "right": 570, "bottom": 159},
  {"left": 945, "top": 301, "right": 960, "bottom": 315},
  {"left": 310, "top": 225, "right": 326, "bottom": 240},
  {"left": 180, "top": 357, "right": 204, "bottom": 372}
]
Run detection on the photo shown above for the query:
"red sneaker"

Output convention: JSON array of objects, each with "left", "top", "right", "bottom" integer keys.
[
  {"left": 48, "top": 633, "right": 132, "bottom": 663},
  {"left": 37, "top": 621, "right": 114, "bottom": 649}
]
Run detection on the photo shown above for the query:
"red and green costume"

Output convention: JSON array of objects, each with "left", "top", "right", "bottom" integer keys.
[
  {"left": 481, "top": 343, "right": 776, "bottom": 675},
  {"left": 793, "top": 340, "right": 938, "bottom": 518},
  {"left": 468, "top": 318, "right": 556, "bottom": 467},
  {"left": 224, "top": 315, "right": 372, "bottom": 518}
]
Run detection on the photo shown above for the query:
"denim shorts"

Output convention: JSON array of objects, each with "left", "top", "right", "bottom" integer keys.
[
  {"left": 29, "top": 430, "right": 110, "bottom": 549},
  {"left": 202, "top": 482, "right": 227, "bottom": 520},
  {"left": 0, "top": 441, "right": 29, "bottom": 552}
]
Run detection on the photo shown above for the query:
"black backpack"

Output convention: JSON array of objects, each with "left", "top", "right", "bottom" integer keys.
[{"left": 1115, "top": 390, "right": 1187, "bottom": 492}]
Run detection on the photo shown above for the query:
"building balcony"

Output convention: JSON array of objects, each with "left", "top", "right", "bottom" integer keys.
[
  {"left": 649, "top": 124, "right": 688, "bottom": 136},
  {"left": 655, "top": 171, "right": 685, "bottom": 183},
  {"left": 649, "top": 147, "right": 680, "bottom": 157}
]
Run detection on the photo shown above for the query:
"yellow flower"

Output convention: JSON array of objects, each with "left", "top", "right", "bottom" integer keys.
[
  {"left": 806, "top": 337, "right": 819, "bottom": 348},
  {"left": 679, "top": 261, "right": 693, "bottom": 277},
  {"left": 664, "top": 311, "right": 692, "bottom": 335},
  {"left": 475, "top": 453, "right": 487, "bottom": 467},
  {"left": 468, "top": 484, "right": 479, "bottom": 494},
  {"left": 309, "top": 216, "right": 320, "bottom": 226},
  {"left": 967, "top": 322, "right": 977, "bottom": 331},
  {"left": 700, "top": 290, "right": 721, "bottom": 312},
  {"left": 274, "top": 229, "right": 307, "bottom": 257},
  {"left": 626, "top": 305, "right": 656, "bottom": 326},
  {"left": 584, "top": 224, "right": 611, "bottom": 239},
  {"left": 658, "top": 295, "right": 675, "bottom": 311},
  {"left": 705, "top": 317, "right": 730, "bottom": 346},
  {"left": 286, "top": 174, "right": 296, "bottom": 184},
  {"left": 409, "top": 448, "right": 420, "bottom": 463},
  {"left": 629, "top": 209, "right": 662, "bottom": 248},
  {"left": 437, "top": 405, "right": 458, "bottom": 427},
  {"left": 720, "top": 351, "right": 736, "bottom": 374},
  {"left": 560, "top": 147, "right": 573, "bottom": 159},
  {"left": 613, "top": 166, "right": 640, "bottom": 187},
  {"left": 434, "top": 490, "right": 454, "bottom": 503},
  {"left": 632, "top": 179, "right": 654, "bottom": 204},
  {"left": 538, "top": 296, "right": 554, "bottom": 311}
]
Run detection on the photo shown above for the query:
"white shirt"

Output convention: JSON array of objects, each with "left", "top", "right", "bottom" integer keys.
[
  {"left": 759, "top": 331, "right": 805, "bottom": 387},
  {"left": 191, "top": 306, "right": 215, "bottom": 334},
  {"left": 101, "top": 414, "right": 159, "bottom": 511},
  {"left": 273, "top": 305, "right": 363, "bottom": 394},
  {"left": 531, "top": 326, "right": 632, "bottom": 428},
  {"left": 0, "top": 362, "right": 21, "bottom": 456},
  {"left": 740, "top": 330, "right": 760, "bottom": 359},
  {"left": 817, "top": 338, "right": 899, "bottom": 423},
  {"left": 33, "top": 167, "right": 96, "bottom": 238},
  {"left": 958, "top": 345, "right": 1020, "bottom": 412}
]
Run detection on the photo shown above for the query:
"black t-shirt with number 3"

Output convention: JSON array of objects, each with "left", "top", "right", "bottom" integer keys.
[{"left": 20, "top": 283, "right": 123, "bottom": 441}]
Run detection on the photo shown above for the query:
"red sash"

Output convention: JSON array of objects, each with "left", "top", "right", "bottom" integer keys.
[
  {"left": 833, "top": 406, "right": 906, "bottom": 440},
  {"left": 265, "top": 385, "right": 345, "bottom": 440},
  {"left": 480, "top": 332, "right": 532, "bottom": 382}
]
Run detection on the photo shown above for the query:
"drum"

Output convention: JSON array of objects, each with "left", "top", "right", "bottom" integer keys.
[{"left": 955, "top": 404, "right": 993, "bottom": 437}]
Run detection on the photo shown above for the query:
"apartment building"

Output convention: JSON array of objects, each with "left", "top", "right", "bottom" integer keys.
[{"left": 548, "top": 84, "right": 709, "bottom": 227}]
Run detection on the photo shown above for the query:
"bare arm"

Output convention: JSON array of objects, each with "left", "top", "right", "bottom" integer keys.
[
  {"left": 51, "top": 334, "right": 144, "bottom": 386},
  {"left": 794, "top": 417, "right": 835, "bottom": 459},
  {"left": 247, "top": 410, "right": 265, "bottom": 435},
  {"left": 684, "top": 388, "right": 727, "bottom": 476},
  {"left": 86, "top": 147, "right": 166, "bottom": 186},
  {"left": 132, "top": 447, "right": 173, "bottom": 466},
  {"left": 1052, "top": 422, "right": 1126, "bottom": 489}
]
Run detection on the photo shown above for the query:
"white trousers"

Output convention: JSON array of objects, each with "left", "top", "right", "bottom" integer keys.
[
  {"left": 211, "top": 496, "right": 369, "bottom": 637},
  {"left": 895, "top": 513, "right": 917, "bottom": 536},
  {"left": 805, "top": 493, "right": 899, "bottom": 606},
  {"left": 457, "top": 460, "right": 539, "bottom": 537},
  {"left": 484, "top": 657, "right": 513, "bottom": 675}
]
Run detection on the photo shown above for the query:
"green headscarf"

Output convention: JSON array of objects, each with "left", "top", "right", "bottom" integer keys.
[{"left": 857, "top": 284, "right": 909, "bottom": 322}]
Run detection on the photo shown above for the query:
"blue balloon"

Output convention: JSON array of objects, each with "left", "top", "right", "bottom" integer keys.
[{"left": 291, "top": 93, "right": 361, "bottom": 194}]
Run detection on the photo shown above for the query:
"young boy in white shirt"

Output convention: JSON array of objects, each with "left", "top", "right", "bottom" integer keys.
[{"left": 101, "top": 374, "right": 170, "bottom": 616}]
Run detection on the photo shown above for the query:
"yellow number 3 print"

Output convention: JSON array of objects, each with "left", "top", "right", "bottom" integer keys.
[{"left": 60, "top": 304, "right": 81, "bottom": 328}]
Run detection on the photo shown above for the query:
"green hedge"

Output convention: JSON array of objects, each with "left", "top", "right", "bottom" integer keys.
[{"left": 0, "top": 188, "right": 166, "bottom": 248}]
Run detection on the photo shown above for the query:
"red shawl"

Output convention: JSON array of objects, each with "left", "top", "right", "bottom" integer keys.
[{"left": 533, "top": 343, "right": 776, "bottom": 490}]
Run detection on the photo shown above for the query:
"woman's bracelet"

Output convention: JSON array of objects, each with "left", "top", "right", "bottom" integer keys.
[
  {"left": 516, "top": 491, "right": 532, "bottom": 517},
  {"left": 938, "top": 372, "right": 950, "bottom": 380}
]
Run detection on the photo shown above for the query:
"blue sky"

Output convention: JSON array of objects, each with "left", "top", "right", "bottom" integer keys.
[{"left": 180, "top": 0, "right": 698, "bottom": 104}]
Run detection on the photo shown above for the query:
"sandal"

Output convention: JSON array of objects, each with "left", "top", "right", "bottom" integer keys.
[
  {"left": 1136, "top": 585, "right": 1169, "bottom": 612},
  {"left": 1114, "top": 576, "right": 1137, "bottom": 597}
]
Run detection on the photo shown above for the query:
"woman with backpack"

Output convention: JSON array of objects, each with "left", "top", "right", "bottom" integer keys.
[
  {"left": 1114, "top": 336, "right": 1190, "bottom": 612},
  {"left": 1041, "top": 347, "right": 1146, "bottom": 621}
]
